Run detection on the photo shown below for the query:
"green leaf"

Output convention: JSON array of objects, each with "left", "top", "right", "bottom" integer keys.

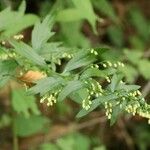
[
  {"left": 10, "top": 40, "right": 46, "bottom": 67},
  {"left": 28, "top": 77, "right": 64, "bottom": 96},
  {"left": 70, "top": 88, "right": 89, "bottom": 104},
  {"left": 110, "top": 106, "right": 121, "bottom": 126},
  {"left": 40, "top": 143, "right": 59, "bottom": 150},
  {"left": 32, "top": 15, "right": 54, "bottom": 50},
  {"left": 124, "top": 49, "right": 142, "bottom": 65},
  {"left": 18, "top": 0, "right": 26, "bottom": 15},
  {"left": 14, "top": 115, "right": 49, "bottom": 137},
  {"left": 56, "top": 9, "right": 83, "bottom": 22},
  {"left": 109, "top": 74, "right": 123, "bottom": 92},
  {"left": 64, "top": 50, "right": 96, "bottom": 72},
  {"left": 138, "top": 59, "right": 150, "bottom": 79},
  {"left": 72, "top": 0, "right": 98, "bottom": 32},
  {"left": 57, "top": 80, "right": 83, "bottom": 101},
  {"left": 81, "top": 68, "right": 116, "bottom": 79},
  {"left": 0, "top": 59, "right": 17, "bottom": 76},
  {"left": 1, "top": 14, "right": 39, "bottom": 39},
  {"left": 0, "top": 59, "right": 18, "bottom": 87},
  {"left": 117, "top": 84, "right": 140, "bottom": 92},
  {"left": 12, "top": 88, "right": 40, "bottom": 117},
  {"left": 93, "top": 0, "right": 118, "bottom": 22},
  {"left": 76, "top": 94, "right": 118, "bottom": 118},
  {"left": 107, "top": 25, "right": 124, "bottom": 47},
  {"left": 129, "top": 7, "right": 149, "bottom": 40},
  {"left": 119, "top": 64, "right": 138, "bottom": 83}
]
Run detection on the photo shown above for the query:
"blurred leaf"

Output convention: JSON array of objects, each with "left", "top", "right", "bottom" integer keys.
[
  {"left": 32, "top": 15, "right": 54, "bottom": 50},
  {"left": 0, "top": 114, "right": 11, "bottom": 128},
  {"left": 60, "top": 22, "right": 90, "bottom": 47},
  {"left": 93, "top": 146, "right": 106, "bottom": 150},
  {"left": 119, "top": 64, "right": 138, "bottom": 83},
  {"left": 93, "top": 0, "right": 117, "bottom": 22},
  {"left": 0, "top": 4, "right": 39, "bottom": 40},
  {"left": 56, "top": 9, "right": 83, "bottom": 22},
  {"left": 18, "top": 0, "right": 26, "bottom": 15},
  {"left": 129, "top": 7, "right": 149, "bottom": 40},
  {"left": 10, "top": 40, "right": 46, "bottom": 67},
  {"left": 12, "top": 88, "right": 40, "bottom": 117},
  {"left": 107, "top": 25, "right": 124, "bottom": 47},
  {"left": 58, "top": 80, "right": 83, "bottom": 101},
  {"left": 57, "top": 133, "right": 90, "bottom": 150},
  {"left": 56, "top": 0, "right": 98, "bottom": 32},
  {"left": 72, "top": 0, "right": 98, "bottom": 32},
  {"left": 14, "top": 115, "right": 49, "bottom": 137},
  {"left": 124, "top": 49, "right": 142, "bottom": 65},
  {"left": 40, "top": 143, "right": 59, "bottom": 150},
  {"left": 0, "top": 59, "right": 18, "bottom": 87},
  {"left": 138, "top": 59, "right": 150, "bottom": 79},
  {"left": 1, "top": 14, "right": 39, "bottom": 39}
]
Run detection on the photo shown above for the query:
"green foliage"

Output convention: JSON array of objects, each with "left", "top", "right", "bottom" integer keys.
[
  {"left": 12, "top": 88, "right": 40, "bottom": 117},
  {"left": 14, "top": 115, "right": 49, "bottom": 137},
  {"left": 40, "top": 133, "right": 105, "bottom": 150},
  {"left": 0, "top": 1, "right": 150, "bottom": 149},
  {"left": 0, "top": 1, "right": 39, "bottom": 40}
]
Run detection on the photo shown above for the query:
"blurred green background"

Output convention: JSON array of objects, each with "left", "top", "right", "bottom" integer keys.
[{"left": 0, "top": 0, "right": 150, "bottom": 150}]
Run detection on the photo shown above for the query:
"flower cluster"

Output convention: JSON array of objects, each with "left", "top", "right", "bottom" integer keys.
[
  {"left": 102, "top": 61, "right": 125, "bottom": 68},
  {"left": 105, "top": 102, "right": 113, "bottom": 119},
  {"left": 82, "top": 97, "right": 92, "bottom": 110},
  {"left": 0, "top": 52, "right": 16, "bottom": 60},
  {"left": 40, "top": 91, "right": 60, "bottom": 106},
  {"left": 90, "top": 49, "right": 98, "bottom": 56}
]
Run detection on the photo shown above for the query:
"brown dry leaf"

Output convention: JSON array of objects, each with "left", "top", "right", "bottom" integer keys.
[{"left": 19, "top": 70, "right": 46, "bottom": 83}]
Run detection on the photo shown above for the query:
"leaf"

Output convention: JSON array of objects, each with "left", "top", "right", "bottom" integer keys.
[
  {"left": 129, "top": 7, "right": 149, "bottom": 40},
  {"left": 0, "top": 59, "right": 18, "bottom": 76},
  {"left": 138, "top": 59, "right": 150, "bottom": 79},
  {"left": 32, "top": 15, "right": 54, "bottom": 50},
  {"left": 0, "top": 4, "right": 39, "bottom": 40},
  {"left": 107, "top": 25, "right": 124, "bottom": 47},
  {"left": 28, "top": 77, "right": 64, "bottom": 96},
  {"left": 81, "top": 68, "right": 116, "bottom": 79},
  {"left": 18, "top": 0, "right": 26, "bottom": 15},
  {"left": 10, "top": 40, "right": 46, "bottom": 67},
  {"left": 119, "top": 64, "right": 138, "bottom": 83},
  {"left": 110, "top": 106, "right": 121, "bottom": 126},
  {"left": 1, "top": 14, "right": 39, "bottom": 39},
  {"left": 11, "top": 88, "right": 40, "bottom": 117},
  {"left": 124, "top": 49, "right": 142, "bottom": 65},
  {"left": 93, "top": 0, "right": 118, "bottom": 22},
  {"left": 56, "top": 9, "right": 83, "bottom": 22},
  {"left": 70, "top": 88, "right": 89, "bottom": 104},
  {"left": 57, "top": 80, "right": 83, "bottom": 101},
  {"left": 109, "top": 74, "right": 123, "bottom": 92},
  {"left": 76, "top": 94, "right": 118, "bottom": 118},
  {"left": 117, "top": 84, "right": 140, "bottom": 92},
  {"left": 63, "top": 50, "right": 96, "bottom": 72},
  {"left": 72, "top": 0, "right": 98, "bottom": 32},
  {"left": 0, "top": 59, "right": 18, "bottom": 87},
  {"left": 14, "top": 115, "right": 49, "bottom": 137},
  {"left": 57, "top": 133, "right": 90, "bottom": 150},
  {"left": 40, "top": 143, "right": 59, "bottom": 150}
]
